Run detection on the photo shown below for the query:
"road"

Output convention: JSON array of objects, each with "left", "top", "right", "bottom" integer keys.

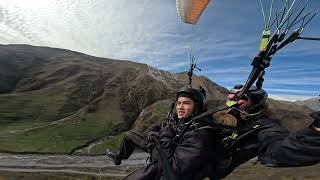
[
  {"left": 0, "top": 153, "right": 319, "bottom": 180},
  {"left": 0, "top": 153, "right": 147, "bottom": 177}
]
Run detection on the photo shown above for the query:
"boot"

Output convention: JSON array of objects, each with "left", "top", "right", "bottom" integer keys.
[{"left": 106, "top": 149, "right": 121, "bottom": 165}]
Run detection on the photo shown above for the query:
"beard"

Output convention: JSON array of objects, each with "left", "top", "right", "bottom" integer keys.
[{"left": 213, "top": 110, "right": 238, "bottom": 127}]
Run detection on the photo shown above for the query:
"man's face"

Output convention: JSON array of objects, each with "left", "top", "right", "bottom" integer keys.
[
  {"left": 176, "top": 97, "right": 195, "bottom": 119},
  {"left": 227, "top": 93, "right": 253, "bottom": 110},
  {"left": 239, "top": 97, "right": 252, "bottom": 110}
]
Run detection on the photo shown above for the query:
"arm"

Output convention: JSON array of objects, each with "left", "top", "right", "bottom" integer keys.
[
  {"left": 143, "top": 122, "right": 162, "bottom": 138},
  {"left": 310, "top": 111, "right": 320, "bottom": 132},
  {"left": 257, "top": 122, "right": 320, "bottom": 167}
]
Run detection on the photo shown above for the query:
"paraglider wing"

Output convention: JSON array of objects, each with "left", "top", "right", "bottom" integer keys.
[{"left": 176, "top": 0, "right": 211, "bottom": 25}]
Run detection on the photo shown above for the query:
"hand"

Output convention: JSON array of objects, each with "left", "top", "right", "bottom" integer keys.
[
  {"left": 146, "top": 131, "right": 160, "bottom": 141},
  {"left": 313, "top": 119, "right": 320, "bottom": 131},
  {"left": 159, "top": 125, "right": 176, "bottom": 148},
  {"left": 310, "top": 111, "right": 320, "bottom": 120},
  {"left": 310, "top": 111, "right": 320, "bottom": 131},
  {"left": 160, "top": 125, "right": 175, "bottom": 139}
]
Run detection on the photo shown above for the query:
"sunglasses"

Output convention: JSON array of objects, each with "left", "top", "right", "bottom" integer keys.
[{"left": 227, "top": 93, "right": 249, "bottom": 106}]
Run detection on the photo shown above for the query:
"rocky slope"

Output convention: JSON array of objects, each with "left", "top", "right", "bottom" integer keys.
[{"left": 296, "top": 97, "right": 320, "bottom": 111}]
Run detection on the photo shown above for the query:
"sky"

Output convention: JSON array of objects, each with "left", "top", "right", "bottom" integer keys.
[{"left": 0, "top": 0, "right": 319, "bottom": 101}]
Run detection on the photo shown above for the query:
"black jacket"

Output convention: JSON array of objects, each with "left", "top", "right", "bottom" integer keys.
[
  {"left": 125, "top": 116, "right": 221, "bottom": 180},
  {"left": 209, "top": 115, "right": 320, "bottom": 180}
]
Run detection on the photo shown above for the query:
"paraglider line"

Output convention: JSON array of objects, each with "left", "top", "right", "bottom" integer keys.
[
  {"left": 290, "top": 8, "right": 320, "bottom": 29},
  {"left": 301, "top": 9, "right": 320, "bottom": 28},
  {"left": 279, "top": 0, "right": 289, "bottom": 26},
  {"left": 259, "top": 0, "right": 268, "bottom": 30},
  {"left": 287, "top": 0, "right": 312, "bottom": 28},
  {"left": 277, "top": 0, "right": 296, "bottom": 31},
  {"left": 267, "top": 0, "right": 274, "bottom": 29}
]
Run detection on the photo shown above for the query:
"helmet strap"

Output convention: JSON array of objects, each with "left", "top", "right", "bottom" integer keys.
[{"left": 232, "top": 106, "right": 266, "bottom": 121}]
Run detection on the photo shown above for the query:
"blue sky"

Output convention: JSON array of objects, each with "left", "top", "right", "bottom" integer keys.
[{"left": 0, "top": 0, "right": 319, "bottom": 100}]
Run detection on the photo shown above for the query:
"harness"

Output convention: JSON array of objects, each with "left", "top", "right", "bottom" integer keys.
[{"left": 217, "top": 116, "right": 273, "bottom": 171}]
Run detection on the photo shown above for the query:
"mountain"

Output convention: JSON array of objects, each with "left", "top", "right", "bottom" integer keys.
[
  {"left": 0, "top": 44, "right": 315, "bottom": 154},
  {"left": 296, "top": 98, "right": 320, "bottom": 111},
  {"left": 0, "top": 44, "right": 227, "bottom": 154}
]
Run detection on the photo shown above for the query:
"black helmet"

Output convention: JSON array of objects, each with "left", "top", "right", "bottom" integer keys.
[
  {"left": 247, "top": 87, "right": 268, "bottom": 107},
  {"left": 229, "top": 84, "right": 268, "bottom": 108},
  {"left": 176, "top": 85, "right": 206, "bottom": 116}
]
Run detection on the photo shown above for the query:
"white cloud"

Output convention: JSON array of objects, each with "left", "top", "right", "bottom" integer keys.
[
  {"left": 269, "top": 94, "right": 315, "bottom": 102},
  {"left": 267, "top": 87, "right": 318, "bottom": 95},
  {"left": 267, "top": 77, "right": 320, "bottom": 86},
  {"left": 0, "top": 0, "right": 182, "bottom": 65},
  {"left": 0, "top": 0, "right": 319, "bottom": 98}
]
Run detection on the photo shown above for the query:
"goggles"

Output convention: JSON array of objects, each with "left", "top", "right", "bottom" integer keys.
[{"left": 226, "top": 93, "right": 249, "bottom": 106}]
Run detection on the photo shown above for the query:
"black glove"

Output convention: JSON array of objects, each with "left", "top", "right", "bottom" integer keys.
[
  {"left": 314, "top": 121, "right": 320, "bottom": 129},
  {"left": 150, "top": 143, "right": 173, "bottom": 163},
  {"left": 310, "top": 111, "right": 320, "bottom": 128},
  {"left": 146, "top": 131, "right": 160, "bottom": 142},
  {"left": 159, "top": 125, "right": 176, "bottom": 148}
]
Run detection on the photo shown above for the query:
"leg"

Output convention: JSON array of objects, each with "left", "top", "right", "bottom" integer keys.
[
  {"left": 107, "top": 131, "right": 150, "bottom": 165},
  {"left": 118, "top": 131, "right": 150, "bottom": 159}
]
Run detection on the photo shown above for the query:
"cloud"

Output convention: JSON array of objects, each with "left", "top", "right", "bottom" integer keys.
[
  {"left": 268, "top": 94, "right": 315, "bottom": 102},
  {"left": 265, "top": 86, "right": 319, "bottom": 97},
  {"left": 0, "top": 0, "right": 182, "bottom": 63},
  {"left": 267, "top": 77, "right": 320, "bottom": 86},
  {"left": 0, "top": 0, "right": 319, "bottom": 99}
]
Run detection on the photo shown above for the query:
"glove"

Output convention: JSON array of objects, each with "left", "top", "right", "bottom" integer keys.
[
  {"left": 313, "top": 119, "right": 320, "bottom": 129},
  {"left": 310, "top": 111, "right": 320, "bottom": 128},
  {"left": 146, "top": 131, "right": 160, "bottom": 142},
  {"left": 159, "top": 125, "right": 176, "bottom": 148}
]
